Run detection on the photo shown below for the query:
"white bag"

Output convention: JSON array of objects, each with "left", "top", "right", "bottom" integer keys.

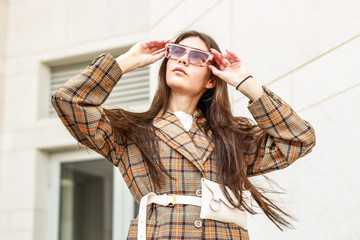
[{"left": 200, "top": 178, "right": 251, "bottom": 229}]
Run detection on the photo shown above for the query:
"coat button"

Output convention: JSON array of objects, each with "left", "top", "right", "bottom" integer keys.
[
  {"left": 194, "top": 220, "right": 202, "bottom": 228},
  {"left": 196, "top": 189, "right": 202, "bottom": 197}
]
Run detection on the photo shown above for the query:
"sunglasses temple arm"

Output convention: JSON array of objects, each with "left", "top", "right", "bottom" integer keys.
[{"left": 152, "top": 48, "right": 166, "bottom": 55}]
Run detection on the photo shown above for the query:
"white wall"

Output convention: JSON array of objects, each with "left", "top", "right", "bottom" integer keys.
[
  {"left": 0, "top": 0, "right": 8, "bottom": 238},
  {"left": 0, "top": 0, "right": 359, "bottom": 239},
  {"left": 0, "top": 0, "right": 6, "bottom": 127}
]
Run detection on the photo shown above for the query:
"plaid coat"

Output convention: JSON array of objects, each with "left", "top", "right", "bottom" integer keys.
[{"left": 51, "top": 53, "right": 316, "bottom": 239}]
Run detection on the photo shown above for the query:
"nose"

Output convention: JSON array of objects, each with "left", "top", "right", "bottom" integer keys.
[{"left": 177, "top": 51, "right": 189, "bottom": 66}]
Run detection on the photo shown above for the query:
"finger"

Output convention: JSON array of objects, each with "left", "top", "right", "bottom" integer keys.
[
  {"left": 211, "top": 49, "right": 231, "bottom": 66},
  {"left": 211, "top": 48, "right": 224, "bottom": 63},
  {"left": 152, "top": 48, "right": 165, "bottom": 55},
  {"left": 211, "top": 51, "right": 228, "bottom": 70},
  {"left": 210, "top": 49, "right": 224, "bottom": 66},
  {"left": 225, "top": 49, "right": 242, "bottom": 62},
  {"left": 222, "top": 53, "right": 236, "bottom": 64},
  {"left": 212, "top": 56, "right": 224, "bottom": 69},
  {"left": 151, "top": 51, "right": 166, "bottom": 63},
  {"left": 223, "top": 58, "right": 231, "bottom": 66},
  {"left": 210, "top": 48, "right": 222, "bottom": 56},
  {"left": 146, "top": 40, "right": 170, "bottom": 51},
  {"left": 208, "top": 65, "right": 224, "bottom": 79}
]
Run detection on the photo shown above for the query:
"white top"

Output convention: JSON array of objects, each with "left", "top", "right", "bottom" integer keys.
[{"left": 174, "top": 111, "right": 193, "bottom": 132}]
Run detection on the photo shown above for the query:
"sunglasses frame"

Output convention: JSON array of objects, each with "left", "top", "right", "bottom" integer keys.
[{"left": 164, "top": 43, "right": 213, "bottom": 67}]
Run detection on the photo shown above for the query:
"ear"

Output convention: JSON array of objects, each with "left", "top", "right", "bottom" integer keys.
[{"left": 205, "top": 76, "right": 216, "bottom": 89}]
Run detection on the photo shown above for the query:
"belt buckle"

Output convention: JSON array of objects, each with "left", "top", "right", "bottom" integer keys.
[{"left": 167, "top": 194, "right": 176, "bottom": 207}]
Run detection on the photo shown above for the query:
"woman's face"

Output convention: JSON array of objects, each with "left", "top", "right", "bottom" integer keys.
[{"left": 165, "top": 37, "right": 215, "bottom": 97}]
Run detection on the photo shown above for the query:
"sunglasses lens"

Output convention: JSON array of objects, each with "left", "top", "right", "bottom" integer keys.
[
  {"left": 166, "top": 45, "right": 186, "bottom": 59},
  {"left": 189, "top": 51, "right": 210, "bottom": 66}
]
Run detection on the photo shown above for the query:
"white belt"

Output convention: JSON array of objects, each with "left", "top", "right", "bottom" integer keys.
[{"left": 137, "top": 193, "right": 202, "bottom": 240}]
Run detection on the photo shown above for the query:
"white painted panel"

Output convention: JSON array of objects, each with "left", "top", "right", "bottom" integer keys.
[{"left": 292, "top": 36, "right": 360, "bottom": 110}]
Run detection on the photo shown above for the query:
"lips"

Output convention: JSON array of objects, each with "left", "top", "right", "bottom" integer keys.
[{"left": 173, "top": 67, "right": 187, "bottom": 75}]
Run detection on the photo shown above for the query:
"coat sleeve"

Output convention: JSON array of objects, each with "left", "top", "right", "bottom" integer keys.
[
  {"left": 51, "top": 53, "right": 125, "bottom": 166},
  {"left": 244, "top": 86, "right": 316, "bottom": 176}
]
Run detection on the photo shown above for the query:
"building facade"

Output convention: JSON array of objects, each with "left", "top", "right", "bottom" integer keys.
[{"left": 0, "top": 0, "right": 360, "bottom": 239}]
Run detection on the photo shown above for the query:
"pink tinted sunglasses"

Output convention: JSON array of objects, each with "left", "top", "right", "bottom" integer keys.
[{"left": 165, "top": 43, "right": 213, "bottom": 67}]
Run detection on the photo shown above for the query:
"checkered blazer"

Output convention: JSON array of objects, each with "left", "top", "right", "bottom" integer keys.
[{"left": 51, "top": 53, "right": 316, "bottom": 239}]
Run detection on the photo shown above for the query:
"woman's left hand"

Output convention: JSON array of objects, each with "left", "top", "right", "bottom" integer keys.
[{"left": 208, "top": 49, "right": 250, "bottom": 87}]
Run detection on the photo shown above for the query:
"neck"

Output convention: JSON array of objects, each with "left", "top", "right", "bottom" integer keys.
[{"left": 167, "top": 91, "right": 203, "bottom": 115}]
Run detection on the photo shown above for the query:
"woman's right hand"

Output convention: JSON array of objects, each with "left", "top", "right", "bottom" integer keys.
[{"left": 116, "top": 40, "right": 169, "bottom": 74}]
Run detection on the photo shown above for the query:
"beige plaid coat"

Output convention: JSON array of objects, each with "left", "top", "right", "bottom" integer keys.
[{"left": 51, "top": 53, "right": 316, "bottom": 239}]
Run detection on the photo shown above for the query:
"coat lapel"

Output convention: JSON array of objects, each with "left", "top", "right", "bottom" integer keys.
[
  {"left": 189, "top": 116, "right": 214, "bottom": 165},
  {"left": 153, "top": 110, "right": 214, "bottom": 173}
]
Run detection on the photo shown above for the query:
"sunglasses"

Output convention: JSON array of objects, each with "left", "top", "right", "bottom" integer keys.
[{"left": 164, "top": 43, "right": 213, "bottom": 67}]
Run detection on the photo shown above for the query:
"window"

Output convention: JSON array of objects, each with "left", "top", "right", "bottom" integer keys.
[
  {"left": 48, "top": 59, "right": 150, "bottom": 117},
  {"left": 59, "top": 160, "right": 113, "bottom": 240},
  {"left": 48, "top": 149, "right": 135, "bottom": 240}
]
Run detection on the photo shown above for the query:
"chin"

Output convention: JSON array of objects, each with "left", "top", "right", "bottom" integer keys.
[
  {"left": 167, "top": 81, "right": 186, "bottom": 91},
  {"left": 166, "top": 75, "right": 186, "bottom": 88}
]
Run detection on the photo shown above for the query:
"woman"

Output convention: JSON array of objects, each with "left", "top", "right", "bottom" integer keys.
[{"left": 52, "top": 30, "right": 316, "bottom": 239}]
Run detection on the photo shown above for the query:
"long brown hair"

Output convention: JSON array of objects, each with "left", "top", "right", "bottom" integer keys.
[{"left": 104, "top": 30, "right": 294, "bottom": 230}]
